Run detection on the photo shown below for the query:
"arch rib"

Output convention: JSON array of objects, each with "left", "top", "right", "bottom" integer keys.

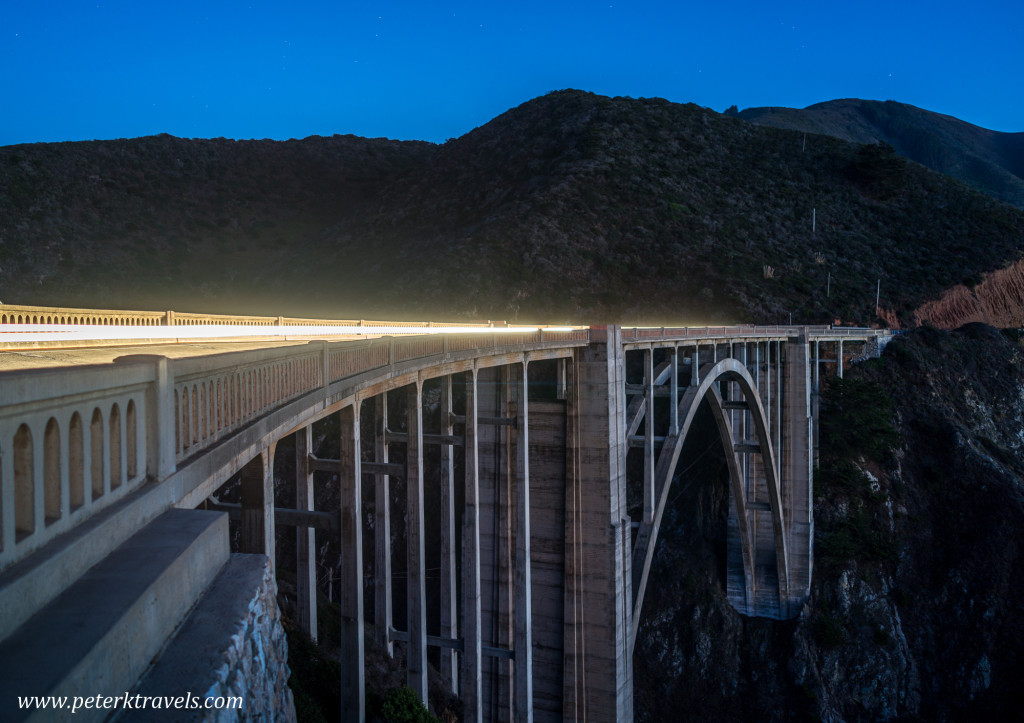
[{"left": 629, "top": 358, "right": 790, "bottom": 654}]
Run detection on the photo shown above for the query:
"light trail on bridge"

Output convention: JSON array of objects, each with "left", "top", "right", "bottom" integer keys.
[{"left": 0, "top": 323, "right": 582, "bottom": 345}]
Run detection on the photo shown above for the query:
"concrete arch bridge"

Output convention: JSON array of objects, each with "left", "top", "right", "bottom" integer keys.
[{"left": 0, "top": 305, "right": 888, "bottom": 721}]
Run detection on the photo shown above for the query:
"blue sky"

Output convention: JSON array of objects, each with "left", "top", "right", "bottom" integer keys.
[{"left": 2, "top": 1, "right": 1022, "bottom": 146}]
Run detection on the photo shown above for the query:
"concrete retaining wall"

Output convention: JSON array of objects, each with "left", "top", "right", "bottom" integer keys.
[{"left": 121, "top": 554, "right": 295, "bottom": 722}]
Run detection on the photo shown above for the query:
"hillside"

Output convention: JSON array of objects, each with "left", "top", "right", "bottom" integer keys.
[
  {"left": 0, "top": 133, "right": 434, "bottom": 314},
  {"left": 2, "top": 90, "right": 1024, "bottom": 325},
  {"left": 737, "top": 98, "right": 1024, "bottom": 209}
]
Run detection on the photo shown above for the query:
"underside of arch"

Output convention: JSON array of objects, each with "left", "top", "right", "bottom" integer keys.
[{"left": 630, "top": 357, "right": 801, "bottom": 653}]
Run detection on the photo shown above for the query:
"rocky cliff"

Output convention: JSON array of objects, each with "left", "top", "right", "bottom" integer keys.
[{"left": 635, "top": 324, "right": 1024, "bottom": 721}]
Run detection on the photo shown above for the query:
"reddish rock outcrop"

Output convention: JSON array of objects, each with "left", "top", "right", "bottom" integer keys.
[{"left": 908, "top": 258, "right": 1024, "bottom": 329}]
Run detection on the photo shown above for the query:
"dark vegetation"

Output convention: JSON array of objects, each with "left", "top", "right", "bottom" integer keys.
[
  {"left": 739, "top": 98, "right": 1024, "bottom": 209},
  {"left": 3, "top": 91, "right": 1023, "bottom": 325}
]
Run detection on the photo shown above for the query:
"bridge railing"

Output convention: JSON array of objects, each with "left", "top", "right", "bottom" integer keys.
[
  {"left": 0, "top": 303, "right": 506, "bottom": 329},
  {"left": 172, "top": 345, "right": 326, "bottom": 465}
]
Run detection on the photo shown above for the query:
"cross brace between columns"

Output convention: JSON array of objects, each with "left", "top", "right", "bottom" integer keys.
[
  {"left": 449, "top": 413, "right": 514, "bottom": 426},
  {"left": 310, "top": 454, "right": 405, "bottom": 478},
  {"left": 628, "top": 435, "right": 667, "bottom": 448},
  {"left": 387, "top": 628, "right": 515, "bottom": 660}
]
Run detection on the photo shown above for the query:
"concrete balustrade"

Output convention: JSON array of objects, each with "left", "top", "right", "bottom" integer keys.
[{"left": 0, "top": 365, "right": 149, "bottom": 569}]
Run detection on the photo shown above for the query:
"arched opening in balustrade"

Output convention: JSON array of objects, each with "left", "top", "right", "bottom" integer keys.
[
  {"left": 91, "top": 408, "right": 104, "bottom": 500},
  {"left": 69, "top": 412, "right": 85, "bottom": 511},
  {"left": 174, "top": 390, "right": 181, "bottom": 454},
  {"left": 191, "top": 386, "right": 199, "bottom": 446},
  {"left": 14, "top": 425, "right": 35, "bottom": 541},
  {"left": 205, "top": 382, "right": 213, "bottom": 436},
  {"left": 109, "top": 403, "right": 122, "bottom": 490},
  {"left": 126, "top": 400, "right": 137, "bottom": 480},
  {"left": 44, "top": 418, "right": 61, "bottom": 525},
  {"left": 200, "top": 384, "right": 207, "bottom": 441},
  {"left": 215, "top": 379, "right": 222, "bottom": 432}
]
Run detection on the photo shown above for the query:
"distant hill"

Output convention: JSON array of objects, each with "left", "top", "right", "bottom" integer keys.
[
  {"left": 2, "top": 91, "right": 1024, "bottom": 326},
  {"left": 738, "top": 99, "right": 1024, "bottom": 209}
]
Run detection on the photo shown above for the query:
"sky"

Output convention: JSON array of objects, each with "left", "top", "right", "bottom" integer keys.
[{"left": 2, "top": 1, "right": 1022, "bottom": 147}]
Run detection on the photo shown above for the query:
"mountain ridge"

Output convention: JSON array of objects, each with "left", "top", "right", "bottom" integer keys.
[
  {"left": 738, "top": 98, "right": 1024, "bottom": 209},
  {"left": 2, "top": 90, "right": 1023, "bottom": 327}
]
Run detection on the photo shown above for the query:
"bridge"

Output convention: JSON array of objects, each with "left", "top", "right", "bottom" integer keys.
[{"left": 0, "top": 304, "right": 888, "bottom": 722}]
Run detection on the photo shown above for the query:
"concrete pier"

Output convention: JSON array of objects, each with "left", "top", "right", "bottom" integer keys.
[{"left": 563, "top": 327, "right": 633, "bottom": 723}]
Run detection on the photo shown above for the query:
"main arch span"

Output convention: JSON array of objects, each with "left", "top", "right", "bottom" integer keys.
[{"left": 0, "top": 306, "right": 886, "bottom": 722}]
